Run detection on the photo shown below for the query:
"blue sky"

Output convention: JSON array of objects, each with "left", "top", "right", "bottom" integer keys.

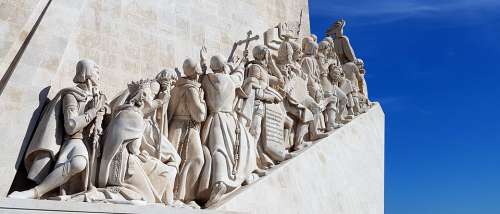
[{"left": 309, "top": 0, "right": 500, "bottom": 213}]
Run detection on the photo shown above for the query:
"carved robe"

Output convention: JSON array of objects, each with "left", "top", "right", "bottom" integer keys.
[
  {"left": 198, "top": 71, "right": 258, "bottom": 197},
  {"left": 301, "top": 55, "right": 326, "bottom": 130},
  {"left": 167, "top": 78, "right": 207, "bottom": 202},
  {"left": 98, "top": 105, "right": 178, "bottom": 204},
  {"left": 334, "top": 35, "right": 356, "bottom": 65},
  {"left": 242, "top": 62, "right": 288, "bottom": 166}
]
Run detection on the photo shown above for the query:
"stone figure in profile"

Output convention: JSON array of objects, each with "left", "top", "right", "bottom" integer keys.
[
  {"left": 301, "top": 38, "right": 330, "bottom": 140},
  {"left": 328, "top": 65, "right": 358, "bottom": 120},
  {"left": 98, "top": 79, "right": 179, "bottom": 205},
  {"left": 241, "top": 45, "right": 293, "bottom": 168},
  {"left": 167, "top": 58, "right": 207, "bottom": 206},
  {"left": 275, "top": 40, "right": 316, "bottom": 150},
  {"left": 198, "top": 55, "right": 262, "bottom": 207},
  {"left": 326, "top": 19, "right": 357, "bottom": 65},
  {"left": 316, "top": 40, "right": 342, "bottom": 131},
  {"left": 9, "top": 59, "right": 108, "bottom": 199}
]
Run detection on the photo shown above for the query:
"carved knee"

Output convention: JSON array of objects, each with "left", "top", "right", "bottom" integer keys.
[{"left": 69, "top": 156, "right": 87, "bottom": 174}]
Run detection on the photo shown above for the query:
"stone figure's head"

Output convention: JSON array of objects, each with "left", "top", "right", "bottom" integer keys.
[
  {"left": 252, "top": 45, "right": 269, "bottom": 61},
  {"left": 318, "top": 41, "right": 331, "bottom": 55},
  {"left": 303, "top": 39, "right": 318, "bottom": 56},
  {"left": 73, "top": 59, "right": 99, "bottom": 85},
  {"left": 323, "top": 36, "right": 334, "bottom": 45},
  {"left": 126, "top": 79, "right": 153, "bottom": 108},
  {"left": 290, "top": 41, "right": 302, "bottom": 62},
  {"left": 156, "top": 68, "right": 178, "bottom": 91},
  {"left": 182, "top": 58, "right": 202, "bottom": 79},
  {"left": 302, "top": 36, "right": 314, "bottom": 52},
  {"left": 210, "top": 55, "right": 227, "bottom": 73},
  {"left": 277, "top": 42, "right": 293, "bottom": 64},
  {"left": 328, "top": 64, "right": 343, "bottom": 82},
  {"left": 311, "top": 34, "right": 318, "bottom": 42},
  {"left": 326, "top": 19, "right": 345, "bottom": 37}
]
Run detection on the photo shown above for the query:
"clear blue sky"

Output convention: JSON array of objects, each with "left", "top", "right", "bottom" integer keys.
[{"left": 309, "top": 0, "right": 500, "bottom": 213}]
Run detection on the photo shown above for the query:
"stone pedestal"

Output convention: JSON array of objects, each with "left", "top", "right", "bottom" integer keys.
[
  {"left": 0, "top": 104, "right": 384, "bottom": 213},
  {"left": 214, "top": 103, "right": 385, "bottom": 214}
]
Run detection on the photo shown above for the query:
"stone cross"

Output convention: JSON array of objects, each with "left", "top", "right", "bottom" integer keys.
[{"left": 228, "top": 30, "right": 260, "bottom": 63}]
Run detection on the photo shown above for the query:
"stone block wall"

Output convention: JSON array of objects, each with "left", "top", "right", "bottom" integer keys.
[{"left": 0, "top": 0, "right": 310, "bottom": 197}]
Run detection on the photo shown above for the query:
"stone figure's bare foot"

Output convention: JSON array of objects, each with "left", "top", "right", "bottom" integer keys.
[
  {"left": 205, "top": 182, "right": 226, "bottom": 208},
  {"left": 8, "top": 189, "right": 38, "bottom": 199}
]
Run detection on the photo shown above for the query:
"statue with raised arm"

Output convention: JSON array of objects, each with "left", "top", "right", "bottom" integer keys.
[
  {"left": 199, "top": 55, "right": 262, "bottom": 207},
  {"left": 168, "top": 58, "right": 207, "bottom": 207},
  {"left": 9, "top": 59, "right": 107, "bottom": 199}
]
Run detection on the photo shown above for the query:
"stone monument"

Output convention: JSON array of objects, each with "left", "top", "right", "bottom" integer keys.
[{"left": 0, "top": 1, "right": 383, "bottom": 213}]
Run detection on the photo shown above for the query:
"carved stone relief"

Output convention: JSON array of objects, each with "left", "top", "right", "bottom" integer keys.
[{"left": 9, "top": 18, "right": 373, "bottom": 209}]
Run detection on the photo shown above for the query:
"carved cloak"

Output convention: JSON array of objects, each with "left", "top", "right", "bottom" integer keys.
[
  {"left": 198, "top": 72, "right": 258, "bottom": 200},
  {"left": 24, "top": 87, "right": 88, "bottom": 184}
]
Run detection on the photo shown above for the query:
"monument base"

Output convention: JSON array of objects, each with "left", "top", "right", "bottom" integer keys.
[
  {"left": 214, "top": 103, "right": 384, "bottom": 214},
  {"left": 0, "top": 104, "right": 384, "bottom": 214}
]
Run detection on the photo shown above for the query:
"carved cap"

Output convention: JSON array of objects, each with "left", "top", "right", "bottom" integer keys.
[
  {"left": 252, "top": 45, "right": 268, "bottom": 61},
  {"left": 303, "top": 39, "right": 318, "bottom": 56},
  {"left": 210, "top": 55, "right": 226, "bottom": 73},
  {"left": 73, "top": 59, "right": 98, "bottom": 84},
  {"left": 182, "top": 58, "right": 202, "bottom": 77},
  {"left": 318, "top": 41, "right": 330, "bottom": 52},
  {"left": 156, "top": 68, "right": 178, "bottom": 81}
]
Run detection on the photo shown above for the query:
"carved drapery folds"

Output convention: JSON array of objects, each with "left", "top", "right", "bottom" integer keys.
[{"left": 9, "top": 19, "right": 373, "bottom": 209}]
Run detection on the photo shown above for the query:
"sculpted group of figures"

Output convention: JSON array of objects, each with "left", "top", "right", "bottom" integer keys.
[{"left": 9, "top": 19, "right": 372, "bottom": 208}]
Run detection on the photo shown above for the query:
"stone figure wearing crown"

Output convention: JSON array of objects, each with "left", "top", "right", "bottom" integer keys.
[{"left": 97, "top": 79, "right": 179, "bottom": 205}]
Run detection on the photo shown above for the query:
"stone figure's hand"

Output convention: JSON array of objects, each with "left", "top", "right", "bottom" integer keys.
[
  {"left": 158, "top": 91, "right": 170, "bottom": 104},
  {"left": 127, "top": 139, "right": 141, "bottom": 155},
  {"left": 200, "top": 46, "right": 208, "bottom": 63},
  {"left": 273, "top": 95, "right": 282, "bottom": 103},
  {"left": 199, "top": 88, "right": 205, "bottom": 101}
]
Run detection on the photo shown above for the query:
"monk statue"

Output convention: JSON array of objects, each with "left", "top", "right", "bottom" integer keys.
[
  {"left": 199, "top": 55, "right": 262, "bottom": 207},
  {"left": 9, "top": 59, "right": 107, "bottom": 199},
  {"left": 168, "top": 58, "right": 207, "bottom": 207},
  {"left": 326, "top": 19, "right": 357, "bottom": 65}
]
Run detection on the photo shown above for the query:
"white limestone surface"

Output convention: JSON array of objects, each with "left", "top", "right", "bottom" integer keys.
[
  {"left": 0, "top": 0, "right": 310, "bottom": 197},
  {"left": 0, "top": 198, "right": 245, "bottom": 214},
  {"left": 214, "top": 103, "right": 385, "bottom": 214}
]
